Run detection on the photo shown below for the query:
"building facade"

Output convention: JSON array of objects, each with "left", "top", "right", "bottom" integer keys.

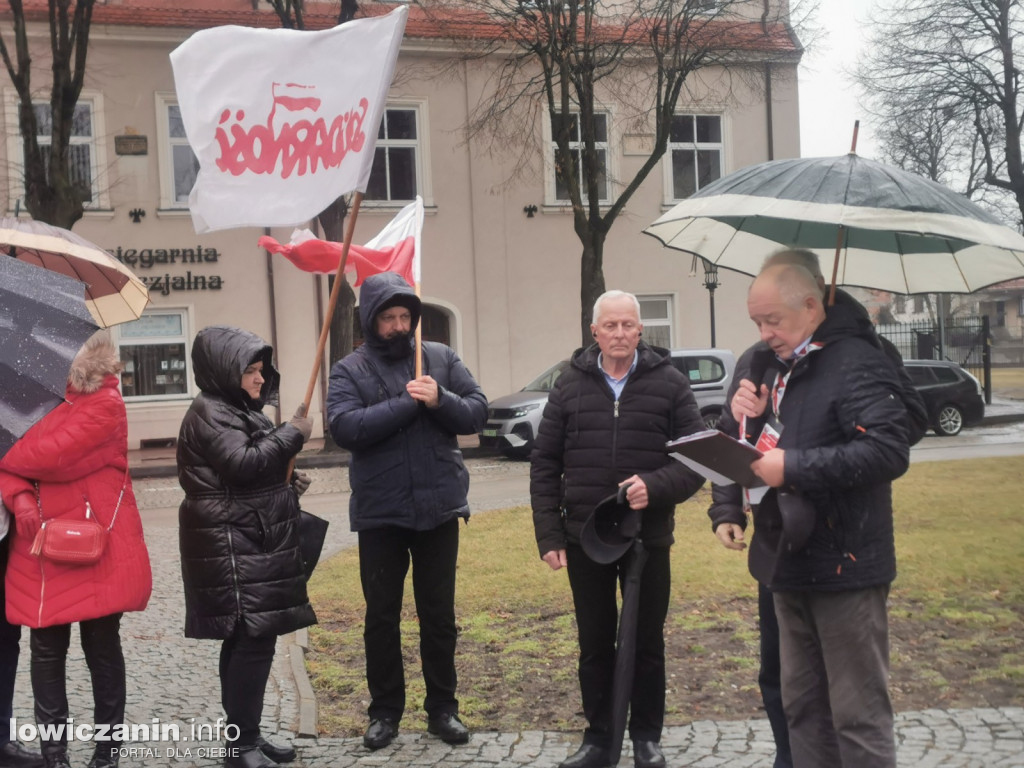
[{"left": 1, "top": 0, "right": 803, "bottom": 447}]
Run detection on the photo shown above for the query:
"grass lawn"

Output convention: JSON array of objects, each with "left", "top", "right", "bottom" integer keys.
[
  {"left": 992, "top": 367, "right": 1024, "bottom": 399},
  {"left": 305, "top": 455, "right": 1024, "bottom": 737}
]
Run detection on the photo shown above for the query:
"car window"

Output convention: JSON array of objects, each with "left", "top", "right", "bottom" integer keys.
[
  {"left": 522, "top": 360, "right": 570, "bottom": 392},
  {"left": 905, "top": 366, "right": 936, "bottom": 386},
  {"left": 672, "top": 356, "right": 727, "bottom": 385},
  {"left": 931, "top": 366, "right": 961, "bottom": 384}
]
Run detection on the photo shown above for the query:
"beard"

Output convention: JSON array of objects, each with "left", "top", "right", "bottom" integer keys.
[{"left": 383, "top": 331, "right": 414, "bottom": 360}]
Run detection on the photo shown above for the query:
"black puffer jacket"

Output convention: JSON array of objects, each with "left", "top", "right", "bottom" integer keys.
[
  {"left": 708, "top": 304, "right": 911, "bottom": 592},
  {"left": 177, "top": 325, "right": 315, "bottom": 639},
  {"left": 326, "top": 272, "right": 488, "bottom": 532},
  {"left": 531, "top": 342, "right": 706, "bottom": 557}
]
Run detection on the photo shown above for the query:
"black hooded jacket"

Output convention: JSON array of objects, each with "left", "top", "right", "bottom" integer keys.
[
  {"left": 531, "top": 341, "right": 706, "bottom": 557},
  {"left": 326, "top": 272, "right": 488, "bottom": 532},
  {"left": 708, "top": 299, "right": 911, "bottom": 591},
  {"left": 177, "top": 325, "right": 315, "bottom": 639}
]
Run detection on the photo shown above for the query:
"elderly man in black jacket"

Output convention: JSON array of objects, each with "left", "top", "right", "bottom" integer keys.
[
  {"left": 713, "top": 263, "right": 910, "bottom": 768},
  {"left": 326, "top": 271, "right": 487, "bottom": 751},
  {"left": 531, "top": 290, "right": 705, "bottom": 768}
]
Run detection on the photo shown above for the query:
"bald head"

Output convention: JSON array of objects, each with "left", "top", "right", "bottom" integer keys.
[
  {"left": 748, "top": 264, "right": 826, "bottom": 359},
  {"left": 762, "top": 248, "right": 826, "bottom": 296}
]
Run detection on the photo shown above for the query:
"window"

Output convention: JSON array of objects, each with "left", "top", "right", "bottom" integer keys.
[
  {"left": 638, "top": 294, "right": 673, "bottom": 348},
  {"left": 116, "top": 310, "right": 191, "bottom": 400},
  {"left": 549, "top": 111, "right": 610, "bottom": 203},
  {"left": 365, "top": 107, "right": 421, "bottom": 202},
  {"left": 672, "top": 355, "right": 728, "bottom": 386},
  {"left": 3, "top": 89, "right": 109, "bottom": 210},
  {"left": 156, "top": 94, "right": 199, "bottom": 208},
  {"left": 668, "top": 114, "right": 722, "bottom": 200}
]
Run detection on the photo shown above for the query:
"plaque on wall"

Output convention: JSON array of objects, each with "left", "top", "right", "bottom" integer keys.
[{"left": 115, "top": 135, "right": 148, "bottom": 155}]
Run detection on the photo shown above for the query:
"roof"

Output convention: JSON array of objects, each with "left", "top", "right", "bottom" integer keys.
[{"left": 3, "top": 1, "right": 800, "bottom": 54}]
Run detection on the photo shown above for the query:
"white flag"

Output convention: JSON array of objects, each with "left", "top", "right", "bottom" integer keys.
[{"left": 170, "top": 7, "right": 408, "bottom": 234}]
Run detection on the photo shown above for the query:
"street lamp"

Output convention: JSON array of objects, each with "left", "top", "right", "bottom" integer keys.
[{"left": 701, "top": 258, "right": 720, "bottom": 347}]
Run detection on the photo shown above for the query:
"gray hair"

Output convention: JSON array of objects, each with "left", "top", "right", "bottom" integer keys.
[
  {"left": 592, "top": 290, "right": 642, "bottom": 324},
  {"left": 762, "top": 248, "right": 825, "bottom": 293},
  {"left": 755, "top": 263, "right": 823, "bottom": 310}
]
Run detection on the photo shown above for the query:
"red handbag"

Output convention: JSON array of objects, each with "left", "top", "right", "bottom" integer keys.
[{"left": 29, "top": 470, "right": 128, "bottom": 566}]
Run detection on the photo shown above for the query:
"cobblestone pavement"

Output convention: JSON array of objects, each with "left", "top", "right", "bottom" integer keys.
[{"left": 11, "top": 458, "right": 1024, "bottom": 767}]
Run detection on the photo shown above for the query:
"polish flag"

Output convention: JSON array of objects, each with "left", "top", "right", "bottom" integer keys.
[{"left": 259, "top": 197, "right": 423, "bottom": 287}]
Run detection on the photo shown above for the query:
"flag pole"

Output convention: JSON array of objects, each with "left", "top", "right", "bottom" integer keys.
[
  {"left": 288, "top": 191, "right": 363, "bottom": 479},
  {"left": 414, "top": 281, "right": 422, "bottom": 378}
]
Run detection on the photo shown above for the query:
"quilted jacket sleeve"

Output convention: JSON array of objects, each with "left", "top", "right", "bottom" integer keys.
[
  {"left": 326, "top": 358, "right": 421, "bottom": 451},
  {"left": 640, "top": 378, "right": 706, "bottom": 508},
  {"left": 530, "top": 378, "right": 569, "bottom": 557},
  {"left": 424, "top": 347, "right": 487, "bottom": 436}
]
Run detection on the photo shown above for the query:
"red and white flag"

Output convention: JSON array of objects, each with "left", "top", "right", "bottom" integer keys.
[
  {"left": 259, "top": 197, "right": 423, "bottom": 287},
  {"left": 169, "top": 7, "right": 407, "bottom": 234}
]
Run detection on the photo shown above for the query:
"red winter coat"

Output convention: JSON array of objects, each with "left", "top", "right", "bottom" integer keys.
[{"left": 0, "top": 365, "right": 152, "bottom": 628}]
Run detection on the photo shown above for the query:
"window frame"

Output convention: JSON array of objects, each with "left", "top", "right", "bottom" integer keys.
[
  {"left": 543, "top": 106, "right": 615, "bottom": 207},
  {"left": 362, "top": 99, "right": 433, "bottom": 208},
  {"left": 663, "top": 112, "right": 725, "bottom": 204},
  {"left": 637, "top": 293, "right": 674, "bottom": 349},
  {"left": 113, "top": 308, "right": 194, "bottom": 403},
  {"left": 3, "top": 88, "right": 110, "bottom": 211},
  {"left": 155, "top": 92, "right": 199, "bottom": 213}
]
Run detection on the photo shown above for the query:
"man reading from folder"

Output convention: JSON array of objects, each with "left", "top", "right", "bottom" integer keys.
[{"left": 708, "top": 263, "right": 910, "bottom": 768}]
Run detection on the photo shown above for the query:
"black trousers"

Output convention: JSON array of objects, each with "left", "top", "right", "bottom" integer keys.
[
  {"left": 30, "top": 613, "right": 125, "bottom": 753},
  {"left": 358, "top": 519, "right": 460, "bottom": 723},
  {"left": 219, "top": 625, "right": 277, "bottom": 747},
  {"left": 758, "top": 583, "right": 793, "bottom": 768},
  {"left": 565, "top": 543, "right": 670, "bottom": 747},
  {"left": 0, "top": 537, "right": 21, "bottom": 744}
]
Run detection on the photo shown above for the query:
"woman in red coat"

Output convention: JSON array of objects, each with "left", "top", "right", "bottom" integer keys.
[{"left": 0, "top": 332, "right": 152, "bottom": 768}]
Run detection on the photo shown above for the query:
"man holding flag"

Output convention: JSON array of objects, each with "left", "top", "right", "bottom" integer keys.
[{"left": 326, "top": 271, "right": 487, "bottom": 751}]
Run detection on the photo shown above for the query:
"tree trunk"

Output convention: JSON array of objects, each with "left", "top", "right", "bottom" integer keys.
[
  {"left": 578, "top": 228, "right": 607, "bottom": 347},
  {"left": 317, "top": 196, "right": 356, "bottom": 452}
]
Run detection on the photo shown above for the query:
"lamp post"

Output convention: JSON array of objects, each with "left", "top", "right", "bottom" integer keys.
[{"left": 702, "top": 259, "right": 720, "bottom": 347}]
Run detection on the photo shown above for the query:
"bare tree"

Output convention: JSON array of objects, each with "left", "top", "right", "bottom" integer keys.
[
  {"left": 0, "top": 0, "right": 96, "bottom": 228},
  {"left": 424, "top": 0, "right": 801, "bottom": 343},
  {"left": 858, "top": 0, "right": 1024, "bottom": 228}
]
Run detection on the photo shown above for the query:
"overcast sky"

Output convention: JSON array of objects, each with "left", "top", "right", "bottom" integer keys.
[{"left": 797, "top": 0, "right": 880, "bottom": 159}]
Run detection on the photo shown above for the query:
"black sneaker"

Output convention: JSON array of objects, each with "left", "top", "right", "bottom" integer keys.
[
  {"left": 427, "top": 713, "right": 469, "bottom": 745},
  {"left": 362, "top": 718, "right": 398, "bottom": 750}
]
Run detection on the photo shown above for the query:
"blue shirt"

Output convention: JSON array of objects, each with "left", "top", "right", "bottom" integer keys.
[{"left": 598, "top": 350, "right": 638, "bottom": 400}]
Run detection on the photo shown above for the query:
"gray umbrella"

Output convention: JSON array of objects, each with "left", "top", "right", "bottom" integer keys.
[
  {"left": 644, "top": 152, "right": 1024, "bottom": 296},
  {"left": 0, "top": 257, "right": 99, "bottom": 460}
]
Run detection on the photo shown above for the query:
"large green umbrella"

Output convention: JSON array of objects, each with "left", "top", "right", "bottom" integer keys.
[{"left": 644, "top": 152, "right": 1024, "bottom": 296}]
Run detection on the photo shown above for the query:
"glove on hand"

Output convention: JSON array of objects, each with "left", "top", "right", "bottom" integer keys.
[
  {"left": 291, "top": 471, "right": 312, "bottom": 497},
  {"left": 289, "top": 406, "right": 313, "bottom": 442}
]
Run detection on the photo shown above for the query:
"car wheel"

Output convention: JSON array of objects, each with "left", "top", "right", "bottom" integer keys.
[
  {"left": 935, "top": 404, "right": 964, "bottom": 436},
  {"left": 701, "top": 408, "right": 722, "bottom": 430}
]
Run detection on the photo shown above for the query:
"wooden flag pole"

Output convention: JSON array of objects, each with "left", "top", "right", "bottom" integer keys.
[
  {"left": 287, "top": 191, "right": 363, "bottom": 479},
  {"left": 414, "top": 281, "right": 422, "bottom": 378},
  {"left": 828, "top": 120, "right": 860, "bottom": 307}
]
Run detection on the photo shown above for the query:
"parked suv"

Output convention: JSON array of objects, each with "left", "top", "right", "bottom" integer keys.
[
  {"left": 479, "top": 348, "right": 737, "bottom": 459},
  {"left": 903, "top": 359, "right": 985, "bottom": 436}
]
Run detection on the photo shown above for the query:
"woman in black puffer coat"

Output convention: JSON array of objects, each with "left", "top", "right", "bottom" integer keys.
[{"left": 177, "top": 325, "right": 315, "bottom": 768}]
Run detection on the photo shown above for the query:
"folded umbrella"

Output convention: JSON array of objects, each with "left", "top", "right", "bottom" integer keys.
[
  {"left": 0, "top": 257, "right": 99, "bottom": 460},
  {"left": 0, "top": 217, "right": 149, "bottom": 327}
]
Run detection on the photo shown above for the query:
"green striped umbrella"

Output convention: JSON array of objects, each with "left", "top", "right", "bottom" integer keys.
[{"left": 644, "top": 153, "right": 1024, "bottom": 295}]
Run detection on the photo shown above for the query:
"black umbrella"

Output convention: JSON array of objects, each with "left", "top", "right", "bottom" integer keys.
[
  {"left": 580, "top": 483, "right": 646, "bottom": 766},
  {"left": 0, "top": 257, "right": 99, "bottom": 460}
]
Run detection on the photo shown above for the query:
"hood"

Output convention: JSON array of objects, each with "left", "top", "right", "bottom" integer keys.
[
  {"left": 358, "top": 272, "right": 421, "bottom": 351},
  {"left": 67, "top": 331, "right": 123, "bottom": 394},
  {"left": 191, "top": 325, "right": 280, "bottom": 410},
  {"left": 815, "top": 288, "right": 883, "bottom": 348}
]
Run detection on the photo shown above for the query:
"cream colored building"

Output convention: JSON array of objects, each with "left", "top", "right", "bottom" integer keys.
[{"left": 1, "top": 0, "right": 802, "bottom": 448}]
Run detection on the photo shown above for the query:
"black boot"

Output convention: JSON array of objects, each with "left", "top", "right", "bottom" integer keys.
[
  {"left": 40, "top": 750, "right": 70, "bottom": 768},
  {"left": 225, "top": 744, "right": 276, "bottom": 768},
  {"left": 86, "top": 743, "right": 120, "bottom": 768}
]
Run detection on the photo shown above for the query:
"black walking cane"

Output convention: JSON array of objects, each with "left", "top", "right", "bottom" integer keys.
[{"left": 580, "top": 483, "right": 646, "bottom": 767}]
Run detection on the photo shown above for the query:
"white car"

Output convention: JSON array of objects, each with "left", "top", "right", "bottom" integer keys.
[{"left": 479, "top": 348, "right": 737, "bottom": 459}]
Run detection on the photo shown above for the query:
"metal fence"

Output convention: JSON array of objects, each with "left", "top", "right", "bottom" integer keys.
[{"left": 877, "top": 315, "right": 992, "bottom": 403}]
